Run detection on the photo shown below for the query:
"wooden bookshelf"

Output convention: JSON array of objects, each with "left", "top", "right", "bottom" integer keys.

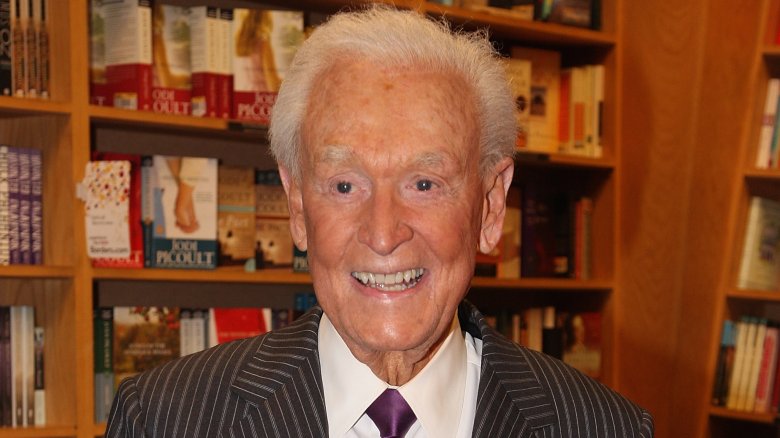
[
  {"left": 0, "top": 0, "right": 625, "bottom": 437},
  {"left": 709, "top": 406, "right": 776, "bottom": 425}
]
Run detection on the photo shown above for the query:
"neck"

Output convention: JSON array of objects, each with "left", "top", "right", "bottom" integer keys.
[{"left": 352, "top": 321, "right": 456, "bottom": 386}]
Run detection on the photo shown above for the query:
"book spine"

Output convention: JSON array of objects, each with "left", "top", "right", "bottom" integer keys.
[
  {"left": 0, "top": 306, "right": 8, "bottom": 426},
  {"left": 189, "top": 6, "right": 219, "bottom": 118},
  {"left": 23, "top": 0, "right": 34, "bottom": 97},
  {"left": 11, "top": 306, "right": 22, "bottom": 426},
  {"left": 89, "top": 0, "right": 110, "bottom": 105},
  {"left": 0, "top": 146, "right": 9, "bottom": 266},
  {"left": 727, "top": 319, "right": 749, "bottom": 409},
  {"left": 770, "top": 92, "right": 780, "bottom": 168},
  {"left": 33, "top": 326, "right": 43, "bottom": 425},
  {"left": 0, "top": 0, "right": 10, "bottom": 96},
  {"left": 36, "top": 0, "right": 46, "bottom": 98},
  {"left": 744, "top": 320, "right": 769, "bottom": 411},
  {"left": 759, "top": 79, "right": 780, "bottom": 168},
  {"left": 558, "top": 68, "right": 571, "bottom": 153},
  {"left": 30, "top": 148, "right": 40, "bottom": 264},
  {"left": 755, "top": 326, "right": 779, "bottom": 412},
  {"left": 93, "top": 307, "right": 113, "bottom": 423},
  {"left": 712, "top": 320, "right": 735, "bottom": 406},
  {"left": 151, "top": 4, "right": 191, "bottom": 115},
  {"left": 17, "top": 147, "right": 30, "bottom": 264},
  {"left": 11, "top": 0, "right": 25, "bottom": 97},
  {"left": 734, "top": 318, "right": 759, "bottom": 410},
  {"left": 7, "top": 147, "right": 19, "bottom": 264},
  {"left": 218, "top": 8, "right": 233, "bottom": 119},
  {"left": 179, "top": 308, "right": 191, "bottom": 357},
  {"left": 141, "top": 155, "right": 153, "bottom": 267},
  {"left": 21, "top": 306, "right": 33, "bottom": 426}
]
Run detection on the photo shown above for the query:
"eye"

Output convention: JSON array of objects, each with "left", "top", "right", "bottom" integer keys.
[
  {"left": 415, "top": 179, "right": 433, "bottom": 191},
  {"left": 336, "top": 181, "right": 352, "bottom": 194}
]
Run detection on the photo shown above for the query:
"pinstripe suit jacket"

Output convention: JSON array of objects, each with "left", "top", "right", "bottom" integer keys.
[{"left": 105, "top": 302, "right": 654, "bottom": 438}]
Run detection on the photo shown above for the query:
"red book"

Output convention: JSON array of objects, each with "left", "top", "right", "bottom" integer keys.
[{"left": 209, "top": 308, "right": 271, "bottom": 346}]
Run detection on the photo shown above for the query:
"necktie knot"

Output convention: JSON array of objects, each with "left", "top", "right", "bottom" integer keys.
[{"left": 365, "top": 389, "right": 417, "bottom": 438}]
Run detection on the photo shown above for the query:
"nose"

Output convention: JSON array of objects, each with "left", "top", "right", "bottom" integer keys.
[{"left": 357, "top": 189, "right": 413, "bottom": 256}]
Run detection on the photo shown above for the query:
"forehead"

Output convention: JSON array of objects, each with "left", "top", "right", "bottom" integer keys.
[{"left": 300, "top": 59, "right": 480, "bottom": 165}]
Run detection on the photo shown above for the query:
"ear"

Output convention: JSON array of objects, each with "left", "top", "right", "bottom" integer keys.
[
  {"left": 278, "top": 165, "right": 308, "bottom": 252},
  {"left": 479, "top": 157, "right": 515, "bottom": 254}
]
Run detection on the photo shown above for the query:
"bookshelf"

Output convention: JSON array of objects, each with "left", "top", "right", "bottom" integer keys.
[
  {"left": 0, "top": 0, "right": 622, "bottom": 437},
  {"left": 700, "top": 0, "right": 780, "bottom": 437}
]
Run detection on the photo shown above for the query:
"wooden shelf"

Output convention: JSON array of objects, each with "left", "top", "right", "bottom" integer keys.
[
  {"left": 0, "top": 97, "right": 71, "bottom": 117},
  {"left": 709, "top": 406, "right": 777, "bottom": 424},
  {"left": 92, "top": 266, "right": 313, "bottom": 285},
  {"left": 515, "top": 151, "right": 615, "bottom": 170},
  {"left": 727, "top": 288, "right": 780, "bottom": 301},
  {"left": 763, "top": 44, "right": 780, "bottom": 57},
  {"left": 0, "top": 265, "right": 74, "bottom": 279},
  {"left": 472, "top": 276, "right": 612, "bottom": 291},
  {"left": 89, "top": 105, "right": 231, "bottom": 132},
  {"left": 93, "top": 267, "right": 610, "bottom": 291},
  {"left": 744, "top": 168, "right": 780, "bottom": 181},
  {"left": 422, "top": 3, "right": 615, "bottom": 46},
  {"left": 0, "top": 426, "right": 77, "bottom": 437}
]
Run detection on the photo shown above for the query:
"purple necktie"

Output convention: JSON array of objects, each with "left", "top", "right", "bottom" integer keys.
[{"left": 365, "top": 389, "right": 417, "bottom": 438}]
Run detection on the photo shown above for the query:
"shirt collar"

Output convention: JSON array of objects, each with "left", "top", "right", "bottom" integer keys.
[{"left": 319, "top": 313, "right": 467, "bottom": 437}]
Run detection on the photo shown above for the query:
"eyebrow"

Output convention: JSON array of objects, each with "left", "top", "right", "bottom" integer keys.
[
  {"left": 318, "top": 144, "right": 454, "bottom": 170},
  {"left": 319, "top": 145, "right": 354, "bottom": 165}
]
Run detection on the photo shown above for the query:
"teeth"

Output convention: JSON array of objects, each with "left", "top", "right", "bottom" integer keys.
[{"left": 351, "top": 268, "right": 425, "bottom": 291}]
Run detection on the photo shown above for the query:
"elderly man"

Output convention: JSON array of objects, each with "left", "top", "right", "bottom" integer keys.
[{"left": 106, "top": 7, "right": 653, "bottom": 438}]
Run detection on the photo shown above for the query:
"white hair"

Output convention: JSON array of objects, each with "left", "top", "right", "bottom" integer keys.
[{"left": 269, "top": 6, "right": 516, "bottom": 181}]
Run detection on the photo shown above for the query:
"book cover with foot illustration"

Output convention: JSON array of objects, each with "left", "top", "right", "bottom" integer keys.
[{"left": 145, "top": 155, "right": 217, "bottom": 269}]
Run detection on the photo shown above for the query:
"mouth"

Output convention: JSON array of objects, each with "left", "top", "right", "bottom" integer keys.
[{"left": 350, "top": 268, "right": 425, "bottom": 291}]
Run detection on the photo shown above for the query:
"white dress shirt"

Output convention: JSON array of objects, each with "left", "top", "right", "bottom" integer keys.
[{"left": 319, "top": 313, "right": 483, "bottom": 438}]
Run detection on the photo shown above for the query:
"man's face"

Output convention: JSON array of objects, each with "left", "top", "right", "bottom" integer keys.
[{"left": 284, "top": 60, "right": 500, "bottom": 357}]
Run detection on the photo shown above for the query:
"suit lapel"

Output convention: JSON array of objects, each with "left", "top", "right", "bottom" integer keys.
[
  {"left": 226, "top": 307, "right": 329, "bottom": 438},
  {"left": 462, "top": 303, "right": 557, "bottom": 438}
]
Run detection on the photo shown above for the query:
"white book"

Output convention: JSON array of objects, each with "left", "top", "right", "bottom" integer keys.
[
  {"left": 33, "top": 326, "right": 45, "bottom": 425},
  {"left": 191, "top": 309, "right": 206, "bottom": 354},
  {"left": 756, "top": 78, "right": 780, "bottom": 169},
  {"left": 179, "top": 309, "right": 192, "bottom": 357},
  {"left": 742, "top": 319, "right": 767, "bottom": 411},
  {"left": 727, "top": 319, "right": 749, "bottom": 409},
  {"left": 734, "top": 318, "right": 759, "bottom": 410}
]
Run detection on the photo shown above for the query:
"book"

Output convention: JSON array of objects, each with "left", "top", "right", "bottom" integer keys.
[
  {"left": 11, "top": 0, "right": 27, "bottom": 97},
  {"left": 112, "top": 306, "right": 180, "bottom": 388},
  {"left": 17, "top": 147, "right": 30, "bottom": 264},
  {"left": 511, "top": 46, "right": 561, "bottom": 153},
  {"left": 737, "top": 197, "right": 780, "bottom": 290},
  {"left": 148, "top": 156, "right": 218, "bottom": 269},
  {"left": 82, "top": 159, "right": 134, "bottom": 262},
  {"left": 727, "top": 318, "right": 749, "bottom": 409},
  {"left": 0, "top": 0, "right": 10, "bottom": 96},
  {"left": 34, "top": 0, "right": 47, "bottom": 99},
  {"left": 7, "top": 147, "right": 19, "bottom": 264},
  {"left": 731, "top": 318, "right": 759, "bottom": 410},
  {"left": 255, "top": 170, "right": 292, "bottom": 268},
  {"left": 24, "top": 0, "right": 36, "bottom": 97},
  {"left": 93, "top": 308, "right": 113, "bottom": 423},
  {"left": 104, "top": 0, "right": 153, "bottom": 111},
  {"left": 497, "top": 186, "right": 522, "bottom": 278},
  {"left": 541, "top": 306, "right": 563, "bottom": 359},
  {"left": 547, "top": 0, "right": 594, "bottom": 28},
  {"left": 561, "top": 311, "right": 602, "bottom": 379},
  {"left": 89, "top": 153, "right": 143, "bottom": 268},
  {"left": 32, "top": 326, "right": 43, "bottom": 425},
  {"left": 755, "top": 326, "right": 779, "bottom": 412},
  {"left": 712, "top": 319, "right": 736, "bottom": 406},
  {"left": 217, "top": 165, "right": 256, "bottom": 266},
  {"left": 217, "top": 8, "right": 233, "bottom": 119},
  {"left": 151, "top": 4, "right": 191, "bottom": 115},
  {"left": 0, "top": 307, "right": 9, "bottom": 426},
  {"left": 592, "top": 64, "right": 604, "bottom": 157},
  {"left": 89, "top": 0, "right": 110, "bottom": 105},
  {"left": 741, "top": 319, "right": 767, "bottom": 411},
  {"left": 21, "top": 306, "right": 33, "bottom": 426},
  {"left": 232, "top": 9, "right": 304, "bottom": 123},
  {"left": 756, "top": 78, "right": 780, "bottom": 169},
  {"left": 0, "top": 146, "right": 9, "bottom": 265},
  {"left": 207, "top": 307, "right": 271, "bottom": 347},
  {"left": 505, "top": 58, "right": 531, "bottom": 149},
  {"left": 524, "top": 307, "right": 543, "bottom": 352},
  {"left": 29, "top": 148, "right": 40, "bottom": 264},
  {"left": 189, "top": 6, "right": 220, "bottom": 117}
]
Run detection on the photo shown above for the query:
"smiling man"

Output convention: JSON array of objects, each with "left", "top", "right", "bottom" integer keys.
[{"left": 106, "top": 7, "right": 653, "bottom": 438}]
